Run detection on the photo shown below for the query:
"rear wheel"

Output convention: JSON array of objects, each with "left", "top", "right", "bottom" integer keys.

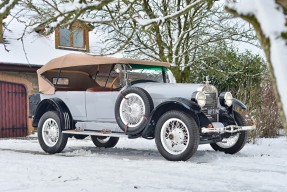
[
  {"left": 91, "top": 136, "right": 119, "bottom": 148},
  {"left": 155, "top": 110, "right": 199, "bottom": 161},
  {"left": 38, "top": 111, "right": 68, "bottom": 154},
  {"left": 210, "top": 111, "right": 248, "bottom": 154},
  {"left": 73, "top": 135, "right": 88, "bottom": 140}
]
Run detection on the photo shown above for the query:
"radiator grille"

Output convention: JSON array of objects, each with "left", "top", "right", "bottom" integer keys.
[{"left": 201, "top": 92, "right": 218, "bottom": 122}]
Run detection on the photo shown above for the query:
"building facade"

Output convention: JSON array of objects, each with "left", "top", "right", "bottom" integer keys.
[
  {"left": 0, "top": 7, "right": 97, "bottom": 138},
  {"left": 0, "top": 63, "right": 40, "bottom": 137}
]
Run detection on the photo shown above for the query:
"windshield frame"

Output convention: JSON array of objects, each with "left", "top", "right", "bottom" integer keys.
[{"left": 122, "top": 64, "right": 168, "bottom": 86}]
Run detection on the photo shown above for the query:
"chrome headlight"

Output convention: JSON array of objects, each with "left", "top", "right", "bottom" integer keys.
[
  {"left": 219, "top": 92, "right": 233, "bottom": 107},
  {"left": 193, "top": 91, "right": 206, "bottom": 108}
]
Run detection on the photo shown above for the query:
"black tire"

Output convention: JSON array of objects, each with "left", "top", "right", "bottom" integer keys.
[
  {"left": 73, "top": 135, "right": 88, "bottom": 140},
  {"left": 91, "top": 136, "right": 119, "bottom": 148},
  {"left": 115, "top": 87, "right": 154, "bottom": 135},
  {"left": 38, "top": 111, "right": 68, "bottom": 154},
  {"left": 155, "top": 110, "right": 199, "bottom": 161},
  {"left": 210, "top": 111, "right": 248, "bottom": 154}
]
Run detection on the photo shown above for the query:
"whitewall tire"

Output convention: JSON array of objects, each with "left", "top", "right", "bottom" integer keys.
[
  {"left": 38, "top": 111, "right": 68, "bottom": 154},
  {"left": 155, "top": 110, "right": 199, "bottom": 161}
]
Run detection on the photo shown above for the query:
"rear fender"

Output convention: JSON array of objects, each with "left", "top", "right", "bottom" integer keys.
[{"left": 32, "top": 98, "right": 74, "bottom": 130}]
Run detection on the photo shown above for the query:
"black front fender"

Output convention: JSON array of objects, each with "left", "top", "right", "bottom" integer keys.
[
  {"left": 232, "top": 98, "right": 247, "bottom": 110},
  {"left": 151, "top": 97, "right": 201, "bottom": 117},
  {"left": 141, "top": 97, "right": 201, "bottom": 139}
]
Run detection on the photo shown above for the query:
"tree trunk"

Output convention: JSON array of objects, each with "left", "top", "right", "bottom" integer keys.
[
  {"left": 226, "top": 3, "right": 287, "bottom": 133},
  {"left": 0, "top": 17, "right": 3, "bottom": 43}
]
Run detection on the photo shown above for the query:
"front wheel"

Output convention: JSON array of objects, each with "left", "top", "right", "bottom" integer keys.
[
  {"left": 38, "top": 111, "right": 68, "bottom": 154},
  {"left": 210, "top": 111, "right": 248, "bottom": 154},
  {"left": 155, "top": 110, "right": 199, "bottom": 161},
  {"left": 91, "top": 136, "right": 119, "bottom": 148}
]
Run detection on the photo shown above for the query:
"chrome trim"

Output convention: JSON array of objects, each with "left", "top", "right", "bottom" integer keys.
[
  {"left": 202, "top": 92, "right": 218, "bottom": 122},
  {"left": 201, "top": 125, "right": 256, "bottom": 134}
]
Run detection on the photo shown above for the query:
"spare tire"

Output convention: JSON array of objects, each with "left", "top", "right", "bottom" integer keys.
[{"left": 115, "top": 87, "right": 154, "bottom": 135}]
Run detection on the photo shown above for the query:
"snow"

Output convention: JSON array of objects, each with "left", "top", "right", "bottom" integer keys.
[
  {"left": 0, "top": 6, "right": 122, "bottom": 65},
  {"left": 226, "top": 0, "right": 287, "bottom": 128},
  {"left": 0, "top": 12, "right": 81, "bottom": 65},
  {"left": 0, "top": 0, "right": 15, "bottom": 14},
  {"left": 0, "top": 137, "right": 287, "bottom": 192}
]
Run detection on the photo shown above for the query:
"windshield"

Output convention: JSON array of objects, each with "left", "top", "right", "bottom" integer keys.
[{"left": 127, "top": 64, "right": 167, "bottom": 83}]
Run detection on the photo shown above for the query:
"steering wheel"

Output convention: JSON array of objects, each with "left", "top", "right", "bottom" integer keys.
[{"left": 110, "top": 76, "right": 120, "bottom": 90}]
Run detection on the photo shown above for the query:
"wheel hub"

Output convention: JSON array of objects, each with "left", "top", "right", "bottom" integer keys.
[
  {"left": 160, "top": 118, "right": 190, "bottom": 155},
  {"left": 169, "top": 128, "right": 184, "bottom": 144},
  {"left": 119, "top": 93, "right": 145, "bottom": 127},
  {"left": 49, "top": 126, "right": 58, "bottom": 140},
  {"left": 42, "top": 118, "right": 59, "bottom": 147},
  {"left": 128, "top": 103, "right": 141, "bottom": 117}
]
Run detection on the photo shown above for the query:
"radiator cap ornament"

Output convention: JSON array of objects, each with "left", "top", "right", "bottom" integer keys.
[{"left": 204, "top": 76, "right": 211, "bottom": 85}]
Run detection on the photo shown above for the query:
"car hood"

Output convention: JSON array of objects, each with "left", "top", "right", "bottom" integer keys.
[{"left": 132, "top": 82, "right": 205, "bottom": 107}]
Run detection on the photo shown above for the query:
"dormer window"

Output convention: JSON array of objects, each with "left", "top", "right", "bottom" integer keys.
[{"left": 55, "top": 21, "right": 90, "bottom": 52}]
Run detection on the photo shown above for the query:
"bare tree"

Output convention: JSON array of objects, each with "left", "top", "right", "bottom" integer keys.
[
  {"left": 0, "top": 0, "right": 19, "bottom": 17},
  {"left": 0, "top": 0, "right": 19, "bottom": 43},
  {"left": 3, "top": 0, "right": 258, "bottom": 85},
  {"left": 91, "top": 0, "right": 258, "bottom": 82},
  {"left": 5, "top": 1, "right": 257, "bottom": 81},
  {"left": 225, "top": 0, "right": 287, "bottom": 132}
]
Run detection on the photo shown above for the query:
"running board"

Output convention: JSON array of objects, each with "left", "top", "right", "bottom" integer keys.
[{"left": 62, "top": 130, "right": 128, "bottom": 138}]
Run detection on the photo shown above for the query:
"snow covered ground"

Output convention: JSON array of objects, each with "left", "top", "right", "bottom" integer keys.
[{"left": 0, "top": 137, "right": 287, "bottom": 192}]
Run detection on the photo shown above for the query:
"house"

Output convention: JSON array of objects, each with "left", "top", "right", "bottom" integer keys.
[{"left": 0, "top": 7, "right": 102, "bottom": 138}]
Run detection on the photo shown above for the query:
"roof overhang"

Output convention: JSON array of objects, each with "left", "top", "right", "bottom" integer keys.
[{"left": 0, "top": 62, "right": 41, "bottom": 72}]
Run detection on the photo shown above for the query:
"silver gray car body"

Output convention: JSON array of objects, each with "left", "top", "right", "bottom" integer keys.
[{"left": 30, "top": 54, "right": 256, "bottom": 161}]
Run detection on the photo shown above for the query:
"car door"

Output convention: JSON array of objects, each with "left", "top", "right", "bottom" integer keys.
[{"left": 85, "top": 91, "right": 119, "bottom": 122}]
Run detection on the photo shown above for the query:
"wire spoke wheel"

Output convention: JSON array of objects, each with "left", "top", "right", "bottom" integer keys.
[
  {"left": 155, "top": 110, "right": 199, "bottom": 161},
  {"left": 96, "top": 136, "right": 110, "bottom": 144},
  {"left": 119, "top": 93, "right": 146, "bottom": 128},
  {"left": 38, "top": 111, "right": 68, "bottom": 154},
  {"left": 215, "top": 134, "right": 240, "bottom": 148},
  {"left": 210, "top": 111, "right": 248, "bottom": 154},
  {"left": 42, "top": 118, "right": 60, "bottom": 147},
  {"left": 115, "top": 87, "right": 154, "bottom": 135},
  {"left": 161, "top": 118, "right": 189, "bottom": 155},
  {"left": 91, "top": 136, "right": 119, "bottom": 148}
]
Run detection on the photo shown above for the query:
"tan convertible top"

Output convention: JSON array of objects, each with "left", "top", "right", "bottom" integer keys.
[{"left": 37, "top": 53, "right": 170, "bottom": 94}]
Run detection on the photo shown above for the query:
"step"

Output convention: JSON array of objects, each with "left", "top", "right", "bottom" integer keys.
[{"left": 62, "top": 130, "right": 128, "bottom": 138}]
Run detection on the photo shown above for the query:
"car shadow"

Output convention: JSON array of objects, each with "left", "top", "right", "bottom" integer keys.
[
  {"left": 0, "top": 141, "right": 248, "bottom": 163},
  {"left": 60, "top": 145, "right": 228, "bottom": 163},
  {"left": 61, "top": 146, "right": 163, "bottom": 160}
]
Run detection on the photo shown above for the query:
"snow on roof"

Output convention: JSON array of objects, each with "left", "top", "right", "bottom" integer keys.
[{"left": 0, "top": 6, "right": 108, "bottom": 66}]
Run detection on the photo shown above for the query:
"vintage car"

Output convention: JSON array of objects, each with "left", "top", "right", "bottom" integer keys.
[{"left": 29, "top": 53, "right": 255, "bottom": 161}]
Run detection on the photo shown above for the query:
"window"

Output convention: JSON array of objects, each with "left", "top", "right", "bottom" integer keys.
[
  {"left": 53, "top": 77, "right": 69, "bottom": 85},
  {"left": 55, "top": 22, "right": 90, "bottom": 52}
]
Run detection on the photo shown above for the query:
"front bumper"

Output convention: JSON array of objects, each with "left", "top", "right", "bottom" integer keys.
[{"left": 201, "top": 123, "right": 256, "bottom": 134}]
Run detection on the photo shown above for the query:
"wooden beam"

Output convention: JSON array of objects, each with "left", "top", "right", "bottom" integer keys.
[
  {"left": 0, "top": 17, "right": 3, "bottom": 43},
  {"left": 0, "top": 63, "right": 41, "bottom": 72}
]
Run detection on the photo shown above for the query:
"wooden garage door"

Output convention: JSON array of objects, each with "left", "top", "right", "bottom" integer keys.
[{"left": 0, "top": 81, "right": 27, "bottom": 138}]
